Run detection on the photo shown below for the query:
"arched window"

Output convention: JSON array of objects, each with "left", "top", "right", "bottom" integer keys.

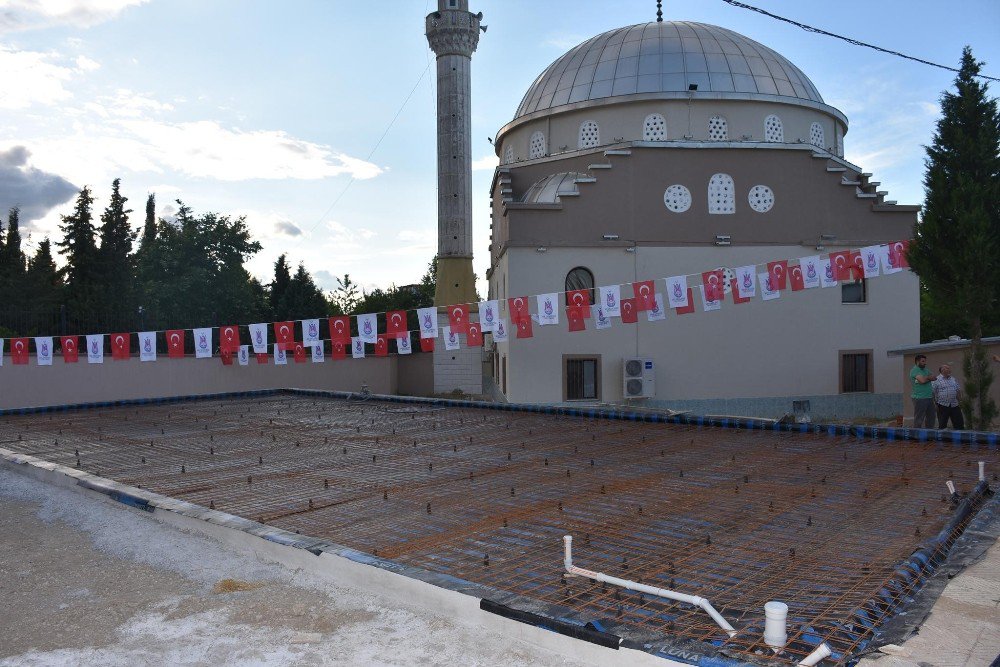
[
  {"left": 708, "top": 173, "right": 735, "bottom": 214},
  {"left": 578, "top": 120, "right": 599, "bottom": 149},
  {"left": 565, "top": 267, "right": 595, "bottom": 305},
  {"left": 503, "top": 144, "right": 514, "bottom": 164},
  {"left": 708, "top": 115, "right": 728, "bottom": 141},
  {"left": 643, "top": 113, "right": 667, "bottom": 141},
  {"left": 809, "top": 122, "right": 825, "bottom": 148},
  {"left": 764, "top": 115, "right": 783, "bottom": 142},
  {"left": 528, "top": 131, "right": 546, "bottom": 159}
]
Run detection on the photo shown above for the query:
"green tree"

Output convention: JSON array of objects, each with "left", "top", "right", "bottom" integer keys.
[
  {"left": 56, "top": 186, "right": 100, "bottom": 326},
  {"left": 139, "top": 192, "right": 156, "bottom": 251},
  {"left": 269, "top": 253, "right": 292, "bottom": 319},
  {"left": 280, "top": 262, "right": 329, "bottom": 320},
  {"left": 908, "top": 47, "right": 1000, "bottom": 429},
  {"left": 0, "top": 206, "right": 27, "bottom": 310},
  {"left": 332, "top": 273, "right": 360, "bottom": 314},
  {"left": 96, "top": 178, "right": 136, "bottom": 326},
  {"left": 24, "top": 238, "right": 62, "bottom": 311}
]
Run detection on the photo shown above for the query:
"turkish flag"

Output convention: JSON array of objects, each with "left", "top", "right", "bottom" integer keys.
[
  {"left": 675, "top": 288, "right": 695, "bottom": 314},
  {"left": 829, "top": 251, "right": 852, "bottom": 281},
  {"left": 293, "top": 342, "right": 307, "bottom": 363},
  {"left": 850, "top": 251, "right": 865, "bottom": 281},
  {"left": 328, "top": 316, "right": 351, "bottom": 343},
  {"left": 702, "top": 270, "right": 726, "bottom": 302},
  {"left": 386, "top": 310, "right": 407, "bottom": 338},
  {"left": 767, "top": 261, "right": 788, "bottom": 291},
  {"left": 61, "top": 336, "right": 79, "bottom": 363},
  {"left": 508, "top": 296, "right": 530, "bottom": 324},
  {"left": 166, "top": 330, "right": 185, "bottom": 358},
  {"left": 730, "top": 279, "right": 750, "bottom": 304},
  {"left": 447, "top": 304, "right": 469, "bottom": 334},
  {"left": 256, "top": 352, "right": 269, "bottom": 364},
  {"left": 888, "top": 239, "right": 910, "bottom": 269},
  {"left": 331, "top": 340, "right": 347, "bottom": 359},
  {"left": 467, "top": 323, "right": 483, "bottom": 347},
  {"left": 789, "top": 264, "right": 805, "bottom": 291},
  {"left": 111, "top": 333, "right": 130, "bottom": 360},
  {"left": 632, "top": 281, "right": 655, "bottom": 311},
  {"left": 220, "top": 350, "right": 234, "bottom": 365},
  {"left": 274, "top": 321, "right": 295, "bottom": 348},
  {"left": 567, "top": 307, "right": 587, "bottom": 332},
  {"left": 11, "top": 338, "right": 29, "bottom": 364},
  {"left": 420, "top": 337, "right": 435, "bottom": 352},
  {"left": 620, "top": 298, "right": 638, "bottom": 323},
  {"left": 220, "top": 325, "right": 240, "bottom": 352},
  {"left": 375, "top": 334, "right": 388, "bottom": 357},
  {"left": 516, "top": 316, "right": 534, "bottom": 338},
  {"left": 565, "top": 290, "right": 592, "bottom": 318}
]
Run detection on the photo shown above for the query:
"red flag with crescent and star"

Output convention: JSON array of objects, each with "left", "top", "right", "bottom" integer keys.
[
  {"left": 620, "top": 298, "right": 638, "bottom": 323},
  {"left": 516, "top": 315, "right": 534, "bottom": 338},
  {"left": 467, "top": 322, "right": 483, "bottom": 347},
  {"left": 675, "top": 289, "right": 696, "bottom": 314},
  {"left": 328, "top": 316, "right": 350, "bottom": 344},
  {"left": 730, "top": 279, "right": 751, "bottom": 304},
  {"left": 60, "top": 336, "right": 79, "bottom": 363},
  {"left": 767, "top": 261, "right": 788, "bottom": 291},
  {"left": 274, "top": 321, "right": 295, "bottom": 351},
  {"left": 565, "top": 290, "right": 592, "bottom": 318},
  {"left": 220, "top": 350, "right": 234, "bottom": 365},
  {"left": 292, "top": 342, "right": 307, "bottom": 363},
  {"left": 789, "top": 264, "right": 805, "bottom": 291},
  {"left": 888, "top": 239, "right": 910, "bottom": 269},
  {"left": 220, "top": 325, "right": 240, "bottom": 352},
  {"left": 701, "top": 270, "right": 726, "bottom": 302},
  {"left": 632, "top": 281, "right": 656, "bottom": 311},
  {"left": 11, "top": 337, "right": 29, "bottom": 364},
  {"left": 111, "top": 333, "right": 130, "bottom": 360},
  {"left": 508, "top": 296, "right": 530, "bottom": 324},
  {"left": 567, "top": 307, "right": 586, "bottom": 332},
  {"left": 375, "top": 334, "right": 388, "bottom": 357},
  {"left": 166, "top": 330, "right": 184, "bottom": 358},
  {"left": 447, "top": 304, "right": 469, "bottom": 334},
  {"left": 849, "top": 251, "right": 865, "bottom": 281},
  {"left": 420, "top": 337, "right": 435, "bottom": 352},
  {"left": 331, "top": 340, "right": 347, "bottom": 360},
  {"left": 386, "top": 310, "right": 407, "bottom": 339},
  {"left": 829, "top": 251, "right": 852, "bottom": 281}
]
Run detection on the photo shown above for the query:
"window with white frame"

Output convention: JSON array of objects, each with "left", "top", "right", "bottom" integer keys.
[
  {"left": 708, "top": 115, "right": 728, "bottom": 141},
  {"left": 578, "top": 120, "right": 599, "bottom": 149},
  {"left": 708, "top": 173, "right": 735, "bottom": 214},
  {"left": 809, "top": 122, "right": 825, "bottom": 149},
  {"left": 528, "top": 131, "right": 546, "bottom": 159},
  {"left": 643, "top": 113, "right": 667, "bottom": 141},
  {"left": 764, "top": 115, "right": 783, "bottom": 142}
]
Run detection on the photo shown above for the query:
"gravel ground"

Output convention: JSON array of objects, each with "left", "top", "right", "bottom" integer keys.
[{"left": 0, "top": 467, "right": 584, "bottom": 667}]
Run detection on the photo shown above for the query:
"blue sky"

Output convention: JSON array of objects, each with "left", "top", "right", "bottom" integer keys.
[{"left": 1, "top": 0, "right": 997, "bottom": 297}]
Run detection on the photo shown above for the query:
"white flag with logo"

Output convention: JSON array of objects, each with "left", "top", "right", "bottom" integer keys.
[
  {"left": 665, "top": 275, "right": 689, "bottom": 309},
  {"left": 311, "top": 340, "right": 325, "bottom": 362},
  {"left": 879, "top": 244, "right": 902, "bottom": 275},
  {"left": 700, "top": 285, "right": 722, "bottom": 312},
  {"left": 274, "top": 343, "right": 288, "bottom": 364},
  {"left": 193, "top": 327, "right": 212, "bottom": 358},
  {"left": 478, "top": 300, "right": 499, "bottom": 332},
  {"left": 594, "top": 305, "right": 613, "bottom": 329},
  {"left": 597, "top": 285, "right": 621, "bottom": 317},
  {"left": 443, "top": 325, "right": 460, "bottom": 350},
  {"left": 820, "top": 257, "right": 838, "bottom": 288},
  {"left": 352, "top": 337, "right": 365, "bottom": 359},
  {"left": 86, "top": 334, "right": 104, "bottom": 364},
  {"left": 0, "top": 338, "right": 4, "bottom": 366},
  {"left": 356, "top": 313, "right": 377, "bottom": 344},
  {"left": 35, "top": 337, "right": 53, "bottom": 366},
  {"left": 493, "top": 318, "right": 509, "bottom": 342},
  {"left": 416, "top": 307, "right": 438, "bottom": 339},
  {"left": 536, "top": 293, "right": 559, "bottom": 326},
  {"left": 759, "top": 272, "right": 780, "bottom": 301},
  {"left": 238, "top": 345, "right": 249, "bottom": 366},
  {"left": 139, "top": 331, "right": 157, "bottom": 362},
  {"left": 734, "top": 266, "right": 756, "bottom": 298},
  {"left": 396, "top": 334, "right": 412, "bottom": 355},
  {"left": 860, "top": 245, "right": 882, "bottom": 279},
  {"left": 249, "top": 323, "right": 268, "bottom": 353},
  {"left": 303, "top": 318, "right": 321, "bottom": 345},
  {"left": 799, "top": 256, "right": 821, "bottom": 289},
  {"left": 647, "top": 293, "right": 666, "bottom": 321}
]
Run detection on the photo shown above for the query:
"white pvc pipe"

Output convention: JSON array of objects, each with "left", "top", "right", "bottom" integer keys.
[
  {"left": 979, "top": 461, "right": 986, "bottom": 482},
  {"left": 763, "top": 601, "right": 788, "bottom": 649},
  {"left": 562, "top": 535, "right": 737, "bottom": 638},
  {"left": 798, "top": 642, "right": 832, "bottom": 666},
  {"left": 946, "top": 480, "right": 957, "bottom": 495}
]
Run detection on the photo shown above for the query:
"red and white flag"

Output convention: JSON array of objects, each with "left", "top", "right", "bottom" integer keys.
[
  {"left": 478, "top": 300, "right": 499, "bottom": 332},
  {"left": 293, "top": 342, "right": 307, "bottom": 363},
  {"left": 850, "top": 251, "right": 865, "bottom": 281},
  {"left": 493, "top": 318, "right": 509, "bottom": 342},
  {"left": 11, "top": 337, "right": 29, "bottom": 364},
  {"left": 310, "top": 341, "right": 324, "bottom": 363},
  {"left": 730, "top": 279, "right": 751, "bottom": 304},
  {"left": 632, "top": 280, "right": 656, "bottom": 311},
  {"left": 274, "top": 343, "right": 288, "bottom": 365},
  {"left": 567, "top": 307, "right": 586, "bottom": 332},
  {"left": 447, "top": 304, "right": 469, "bottom": 334},
  {"left": 193, "top": 328, "right": 213, "bottom": 358},
  {"left": 274, "top": 321, "right": 295, "bottom": 349},
  {"left": 375, "top": 335, "right": 388, "bottom": 357},
  {"left": 35, "top": 337, "right": 53, "bottom": 366},
  {"left": 665, "top": 276, "right": 689, "bottom": 309},
  {"left": 674, "top": 288, "right": 696, "bottom": 314},
  {"left": 515, "top": 316, "right": 533, "bottom": 339},
  {"left": 61, "top": 336, "right": 79, "bottom": 363},
  {"left": 416, "top": 307, "right": 438, "bottom": 339},
  {"left": 328, "top": 316, "right": 351, "bottom": 344},
  {"left": 701, "top": 270, "right": 726, "bottom": 302},
  {"left": 386, "top": 311, "right": 407, "bottom": 339},
  {"left": 887, "top": 239, "right": 910, "bottom": 270},
  {"left": 620, "top": 298, "right": 639, "bottom": 323},
  {"left": 111, "top": 333, "right": 130, "bottom": 360},
  {"left": 238, "top": 345, "right": 249, "bottom": 366},
  {"left": 247, "top": 323, "right": 267, "bottom": 353},
  {"left": 799, "top": 256, "right": 821, "bottom": 289},
  {"left": 166, "top": 330, "right": 184, "bottom": 358},
  {"left": 467, "top": 322, "right": 483, "bottom": 346},
  {"left": 647, "top": 293, "right": 666, "bottom": 321},
  {"left": 396, "top": 333, "right": 412, "bottom": 355},
  {"left": 565, "top": 290, "right": 591, "bottom": 318},
  {"left": 699, "top": 285, "right": 721, "bottom": 312},
  {"left": 303, "top": 319, "right": 321, "bottom": 345},
  {"left": 220, "top": 350, "right": 234, "bottom": 366},
  {"left": 139, "top": 331, "right": 157, "bottom": 361},
  {"left": 860, "top": 245, "right": 882, "bottom": 279},
  {"left": 331, "top": 340, "right": 347, "bottom": 360},
  {"left": 256, "top": 351, "right": 269, "bottom": 364},
  {"left": 536, "top": 293, "right": 559, "bottom": 326},
  {"left": 767, "top": 260, "right": 788, "bottom": 291},
  {"left": 357, "top": 313, "right": 377, "bottom": 344},
  {"left": 789, "top": 265, "right": 805, "bottom": 291},
  {"left": 443, "top": 326, "right": 460, "bottom": 350},
  {"left": 420, "top": 336, "right": 435, "bottom": 352},
  {"left": 759, "top": 272, "right": 780, "bottom": 301},
  {"left": 734, "top": 265, "right": 756, "bottom": 299},
  {"left": 508, "top": 296, "right": 530, "bottom": 324},
  {"left": 220, "top": 325, "right": 240, "bottom": 352},
  {"left": 87, "top": 334, "right": 104, "bottom": 363},
  {"left": 352, "top": 337, "right": 365, "bottom": 359},
  {"left": 829, "top": 250, "right": 852, "bottom": 281},
  {"left": 597, "top": 285, "right": 621, "bottom": 317}
]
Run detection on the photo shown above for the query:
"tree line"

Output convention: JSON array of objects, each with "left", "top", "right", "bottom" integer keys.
[{"left": 0, "top": 180, "right": 435, "bottom": 338}]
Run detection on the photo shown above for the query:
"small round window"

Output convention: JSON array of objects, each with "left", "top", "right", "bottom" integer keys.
[
  {"left": 663, "top": 185, "right": 691, "bottom": 213},
  {"left": 748, "top": 185, "right": 775, "bottom": 213}
]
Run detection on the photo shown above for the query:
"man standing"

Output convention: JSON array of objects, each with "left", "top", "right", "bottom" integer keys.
[
  {"left": 933, "top": 364, "right": 964, "bottom": 429},
  {"left": 910, "top": 354, "right": 936, "bottom": 428}
]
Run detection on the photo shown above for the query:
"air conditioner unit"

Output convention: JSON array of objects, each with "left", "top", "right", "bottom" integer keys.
[{"left": 623, "top": 357, "right": 655, "bottom": 398}]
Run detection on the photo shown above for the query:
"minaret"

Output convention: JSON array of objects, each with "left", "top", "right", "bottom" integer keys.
[{"left": 425, "top": 0, "right": 482, "bottom": 308}]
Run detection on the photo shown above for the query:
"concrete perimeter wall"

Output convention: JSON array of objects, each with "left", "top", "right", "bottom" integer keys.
[{"left": 0, "top": 353, "right": 434, "bottom": 411}]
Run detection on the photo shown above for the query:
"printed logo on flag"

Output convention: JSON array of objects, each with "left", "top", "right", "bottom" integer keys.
[
  {"left": 543, "top": 299, "right": 553, "bottom": 316},
  {"left": 239, "top": 346, "right": 248, "bottom": 365},
  {"left": 308, "top": 320, "right": 318, "bottom": 339},
  {"left": 423, "top": 313, "right": 433, "bottom": 331},
  {"left": 363, "top": 319, "right": 372, "bottom": 336}
]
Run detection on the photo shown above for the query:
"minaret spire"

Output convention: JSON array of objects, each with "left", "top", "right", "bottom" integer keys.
[{"left": 656, "top": 0, "right": 663, "bottom": 22}]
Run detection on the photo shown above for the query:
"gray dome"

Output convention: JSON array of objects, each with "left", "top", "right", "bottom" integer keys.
[
  {"left": 522, "top": 172, "right": 587, "bottom": 204},
  {"left": 515, "top": 21, "right": 823, "bottom": 120}
]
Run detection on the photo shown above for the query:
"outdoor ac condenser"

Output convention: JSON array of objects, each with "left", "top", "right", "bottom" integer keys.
[{"left": 622, "top": 358, "right": 655, "bottom": 398}]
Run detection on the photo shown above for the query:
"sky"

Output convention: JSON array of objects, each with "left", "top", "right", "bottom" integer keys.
[{"left": 1, "top": 0, "right": 998, "bottom": 298}]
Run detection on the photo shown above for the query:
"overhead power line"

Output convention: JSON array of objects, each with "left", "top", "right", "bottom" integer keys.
[{"left": 720, "top": 0, "right": 1000, "bottom": 83}]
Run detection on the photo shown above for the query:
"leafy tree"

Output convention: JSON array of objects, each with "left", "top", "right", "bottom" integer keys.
[
  {"left": 96, "top": 178, "right": 136, "bottom": 325},
  {"left": 280, "top": 262, "right": 329, "bottom": 320},
  {"left": 56, "top": 186, "right": 100, "bottom": 324},
  {"left": 332, "top": 273, "right": 360, "bottom": 314},
  {"left": 24, "top": 238, "right": 62, "bottom": 311},
  {"left": 908, "top": 47, "right": 1000, "bottom": 429}
]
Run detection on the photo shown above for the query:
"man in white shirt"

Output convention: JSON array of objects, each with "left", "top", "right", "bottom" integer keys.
[{"left": 932, "top": 364, "right": 964, "bottom": 430}]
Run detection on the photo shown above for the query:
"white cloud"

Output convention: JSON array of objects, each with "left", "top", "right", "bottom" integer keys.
[
  {"left": 74, "top": 54, "right": 99, "bottom": 71},
  {"left": 0, "top": 44, "right": 75, "bottom": 109},
  {"left": 471, "top": 153, "right": 499, "bottom": 171},
  {"left": 0, "top": 0, "right": 149, "bottom": 32}
]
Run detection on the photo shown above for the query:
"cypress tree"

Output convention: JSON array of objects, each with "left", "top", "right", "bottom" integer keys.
[
  {"left": 57, "top": 186, "right": 99, "bottom": 328},
  {"left": 96, "top": 178, "right": 136, "bottom": 326},
  {"left": 270, "top": 253, "right": 292, "bottom": 319},
  {"left": 25, "top": 238, "right": 62, "bottom": 311}
]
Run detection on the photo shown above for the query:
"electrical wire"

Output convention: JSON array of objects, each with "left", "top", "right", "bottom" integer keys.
[{"left": 720, "top": 0, "right": 1000, "bottom": 83}]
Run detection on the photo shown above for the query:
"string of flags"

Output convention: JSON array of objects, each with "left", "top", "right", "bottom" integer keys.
[{"left": 0, "top": 240, "right": 909, "bottom": 368}]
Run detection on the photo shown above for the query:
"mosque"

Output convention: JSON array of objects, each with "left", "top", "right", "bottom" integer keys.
[{"left": 483, "top": 17, "right": 920, "bottom": 418}]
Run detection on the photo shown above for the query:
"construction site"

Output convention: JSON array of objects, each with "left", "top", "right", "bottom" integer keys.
[{"left": 2, "top": 390, "right": 996, "bottom": 665}]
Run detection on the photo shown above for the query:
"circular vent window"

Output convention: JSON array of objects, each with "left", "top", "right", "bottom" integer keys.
[
  {"left": 748, "top": 185, "right": 775, "bottom": 213},
  {"left": 663, "top": 184, "right": 691, "bottom": 213}
]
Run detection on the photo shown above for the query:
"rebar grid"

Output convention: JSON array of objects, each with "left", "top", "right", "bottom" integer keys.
[{"left": 1, "top": 395, "right": 994, "bottom": 664}]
